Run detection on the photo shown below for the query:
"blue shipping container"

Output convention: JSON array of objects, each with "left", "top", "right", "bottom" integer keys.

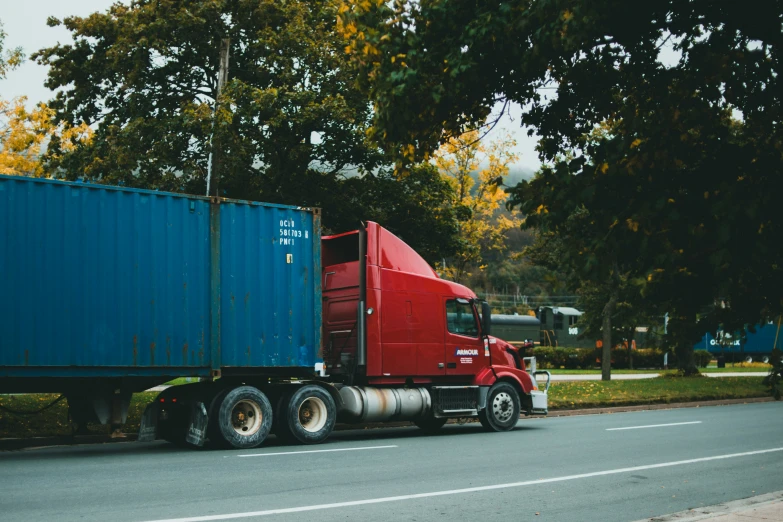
[
  {"left": 0, "top": 175, "right": 321, "bottom": 378},
  {"left": 694, "top": 323, "right": 781, "bottom": 357}
]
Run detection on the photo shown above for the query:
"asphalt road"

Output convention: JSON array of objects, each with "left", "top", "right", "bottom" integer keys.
[{"left": 1, "top": 402, "right": 781, "bottom": 522}]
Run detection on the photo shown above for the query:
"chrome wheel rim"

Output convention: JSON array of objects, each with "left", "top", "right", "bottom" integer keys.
[{"left": 492, "top": 391, "right": 514, "bottom": 423}]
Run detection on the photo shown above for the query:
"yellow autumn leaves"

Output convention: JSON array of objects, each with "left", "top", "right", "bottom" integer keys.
[
  {"left": 0, "top": 96, "right": 92, "bottom": 177},
  {"left": 435, "top": 129, "right": 521, "bottom": 282}
]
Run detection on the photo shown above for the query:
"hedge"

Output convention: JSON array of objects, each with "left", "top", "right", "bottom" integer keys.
[{"left": 526, "top": 347, "right": 713, "bottom": 370}]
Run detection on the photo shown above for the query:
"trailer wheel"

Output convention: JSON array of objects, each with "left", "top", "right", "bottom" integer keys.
[
  {"left": 762, "top": 356, "right": 770, "bottom": 364},
  {"left": 213, "top": 386, "right": 272, "bottom": 449},
  {"left": 276, "top": 385, "right": 336, "bottom": 445},
  {"left": 477, "top": 382, "right": 520, "bottom": 432},
  {"left": 413, "top": 415, "right": 448, "bottom": 434}
]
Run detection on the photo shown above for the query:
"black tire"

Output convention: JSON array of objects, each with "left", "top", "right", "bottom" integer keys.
[
  {"left": 212, "top": 386, "right": 272, "bottom": 450},
  {"left": 413, "top": 415, "right": 448, "bottom": 434},
  {"left": 276, "top": 385, "right": 336, "bottom": 445},
  {"left": 477, "top": 382, "right": 520, "bottom": 432},
  {"left": 206, "top": 388, "right": 230, "bottom": 446}
]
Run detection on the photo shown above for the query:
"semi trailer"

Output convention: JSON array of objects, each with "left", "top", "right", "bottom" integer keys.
[{"left": 0, "top": 175, "right": 549, "bottom": 449}]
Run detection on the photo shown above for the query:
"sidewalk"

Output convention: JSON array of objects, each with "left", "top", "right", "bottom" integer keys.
[
  {"left": 638, "top": 491, "right": 783, "bottom": 521},
  {"left": 536, "top": 372, "right": 768, "bottom": 382}
]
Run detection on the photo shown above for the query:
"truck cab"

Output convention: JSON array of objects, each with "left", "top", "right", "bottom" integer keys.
[{"left": 321, "top": 222, "right": 549, "bottom": 429}]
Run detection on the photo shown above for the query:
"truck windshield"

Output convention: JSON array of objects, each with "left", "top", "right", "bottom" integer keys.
[{"left": 446, "top": 299, "right": 479, "bottom": 337}]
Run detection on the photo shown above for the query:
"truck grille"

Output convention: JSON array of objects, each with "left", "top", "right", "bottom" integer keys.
[{"left": 433, "top": 387, "right": 478, "bottom": 414}]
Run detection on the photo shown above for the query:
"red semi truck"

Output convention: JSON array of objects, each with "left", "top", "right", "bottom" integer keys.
[{"left": 142, "top": 221, "right": 549, "bottom": 448}]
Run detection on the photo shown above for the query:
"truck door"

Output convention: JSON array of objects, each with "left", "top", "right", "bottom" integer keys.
[{"left": 444, "top": 298, "right": 487, "bottom": 376}]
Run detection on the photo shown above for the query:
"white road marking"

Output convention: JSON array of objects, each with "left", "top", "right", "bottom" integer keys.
[
  {"left": 144, "top": 446, "right": 783, "bottom": 522},
  {"left": 237, "top": 445, "right": 398, "bottom": 458},
  {"left": 606, "top": 421, "right": 703, "bottom": 431}
]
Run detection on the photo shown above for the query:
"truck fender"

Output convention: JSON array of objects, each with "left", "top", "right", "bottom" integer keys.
[
  {"left": 292, "top": 380, "right": 345, "bottom": 411},
  {"left": 493, "top": 369, "right": 537, "bottom": 395}
]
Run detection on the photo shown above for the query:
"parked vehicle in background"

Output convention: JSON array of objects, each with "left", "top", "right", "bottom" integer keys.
[
  {"left": 694, "top": 322, "right": 783, "bottom": 364},
  {"left": 488, "top": 314, "right": 540, "bottom": 349}
]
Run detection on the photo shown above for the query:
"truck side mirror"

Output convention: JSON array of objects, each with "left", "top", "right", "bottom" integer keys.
[{"left": 481, "top": 301, "right": 491, "bottom": 336}]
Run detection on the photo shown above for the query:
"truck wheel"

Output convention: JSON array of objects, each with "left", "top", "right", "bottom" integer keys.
[
  {"left": 276, "top": 385, "right": 336, "bottom": 445},
  {"left": 213, "top": 386, "right": 272, "bottom": 449},
  {"left": 477, "top": 382, "right": 520, "bottom": 432},
  {"left": 413, "top": 416, "right": 448, "bottom": 434}
]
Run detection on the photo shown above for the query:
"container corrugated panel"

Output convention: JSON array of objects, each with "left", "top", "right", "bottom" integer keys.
[
  {"left": 220, "top": 200, "right": 320, "bottom": 368},
  {"left": 0, "top": 175, "right": 320, "bottom": 377}
]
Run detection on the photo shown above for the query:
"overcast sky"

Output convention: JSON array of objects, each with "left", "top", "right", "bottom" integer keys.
[{"left": 0, "top": 2, "right": 543, "bottom": 171}]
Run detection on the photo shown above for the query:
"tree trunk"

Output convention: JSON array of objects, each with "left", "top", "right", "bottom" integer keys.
[
  {"left": 601, "top": 290, "right": 619, "bottom": 381},
  {"left": 670, "top": 314, "right": 699, "bottom": 376},
  {"left": 627, "top": 327, "right": 635, "bottom": 370}
]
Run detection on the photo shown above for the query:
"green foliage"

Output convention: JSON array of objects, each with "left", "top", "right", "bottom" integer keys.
[
  {"left": 530, "top": 347, "right": 712, "bottom": 370},
  {"left": 342, "top": 0, "right": 783, "bottom": 378},
  {"left": 33, "top": 1, "right": 459, "bottom": 260},
  {"left": 763, "top": 348, "right": 782, "bottom": 400},
  {"left": 0, "top": 20, "right": 24, "bottom": 79}
]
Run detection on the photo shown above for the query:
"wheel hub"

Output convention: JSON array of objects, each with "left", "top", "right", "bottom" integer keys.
[
  {"left": 231, "top": 399, "right": 263, "bottom": 436},
  {"left": 492, "top": 392, "right": 514, "bottom": 422},
  {"left": 298, "top": 397, "right": 327, "bottom": 433}
]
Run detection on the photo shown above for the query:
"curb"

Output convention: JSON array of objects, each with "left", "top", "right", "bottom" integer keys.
[
  {"left": 543, "top": 396, "right": 776, "bottom": 418},
  {"left": 635, "top": 490, "right": 783, "bottom": 521}
]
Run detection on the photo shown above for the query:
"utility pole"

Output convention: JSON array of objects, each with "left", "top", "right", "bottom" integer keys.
[
  {"left": 206, "top": 38, "right": 230, "bottom": 198},
  {"left": 207, "top": 38, "right": 229, "bottom": 383}
]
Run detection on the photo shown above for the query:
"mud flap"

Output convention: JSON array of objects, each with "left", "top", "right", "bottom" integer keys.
[
  {"left": 138, "top": 403, "right": 159, "bottom": 442},
  {"left": 185, "top": 402, "right": 208, "bottom": 447}
]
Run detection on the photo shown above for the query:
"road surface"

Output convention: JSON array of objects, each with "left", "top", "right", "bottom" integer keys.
[{"left": 1, "top": 402, "right": 781, "bottom": 522}]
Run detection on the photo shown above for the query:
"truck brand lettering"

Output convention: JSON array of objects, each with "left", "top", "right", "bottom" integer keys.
[{"left": 455, "top": 348, "right": 478, "bottom": 356}]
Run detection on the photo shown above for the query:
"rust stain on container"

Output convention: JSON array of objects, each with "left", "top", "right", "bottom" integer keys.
[
  {"left": 150, "top": 341, "right": 156, "bottom": 365},
  {"left": 244, "top": 293, "right": 250, "bottom": 307},
  {"left": 166, "top": 336, "right": 171, "bottom": 366},
  {"left": 230, "top": 293, "right": 235, "bottom": 310},
  {"left": 24, "top": 350, "right": 29, "bottom": 366},
  {"left": 132, "top": 335, "right": 138, "bottom": 366},
  {"left": 182, "top": 342, "right": 188, "bottom": 365}
]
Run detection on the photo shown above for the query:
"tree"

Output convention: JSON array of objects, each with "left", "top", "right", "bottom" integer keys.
[
  {"left": 342, "top": 0, "right": 783, "bottom": 376},
  {"left": 36, "top": 0, "right": 379, "bottom": 195},
  {"left": 33, "top": 0, "right": 459, "bottom": 259},
  {"left": 0, "top": 97, "right": 92, "bottom": 177},
  {"left": 0, "top": 20, "right": 24, "bottom": 79},
  {"left": 434, "top": 130, "right": 520, "bottom": 283}
]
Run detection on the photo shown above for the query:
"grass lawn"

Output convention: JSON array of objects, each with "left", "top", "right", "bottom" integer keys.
[
  {"left": 0, "top": 392, "right": 157, "bottom": 440},
  {"left": 547, "top": 377, "right": 769, "bottom": 410},
  {"left": 1, "top": 376, "right": 773, "bottom": 440}
]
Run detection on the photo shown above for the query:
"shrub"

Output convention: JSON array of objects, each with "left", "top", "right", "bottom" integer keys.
[{"left": 693, "top": 350, "right": 713, "bottom": 368}]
